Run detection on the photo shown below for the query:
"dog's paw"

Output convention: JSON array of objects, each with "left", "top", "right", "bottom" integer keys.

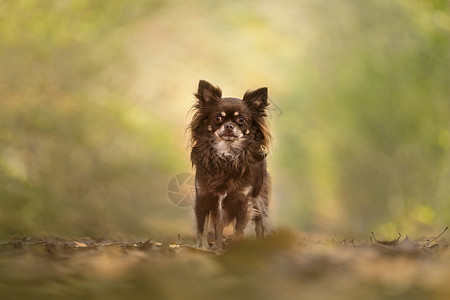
[{"left": 210, "top": 242, "right": 223, "bottom": 252}]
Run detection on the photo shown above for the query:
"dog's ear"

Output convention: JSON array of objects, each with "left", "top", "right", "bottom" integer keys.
[
  {"left": 243, "top": 87, "right": 268, "bottom": 113},
  {"left": 195, "top": 80, "right": 222, "bottom": 105}
]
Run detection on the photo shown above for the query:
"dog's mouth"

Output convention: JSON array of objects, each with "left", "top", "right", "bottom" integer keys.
[
  {"left": 214, "top": 124, "right": 243, "bottom": 142},
  {"left": 219, "top": 132, "right": 238, "bottom": 141}
]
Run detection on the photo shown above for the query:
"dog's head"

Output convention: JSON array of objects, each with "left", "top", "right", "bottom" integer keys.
[{"left": 189, "top": 80, "right": 271, "bottom": 154}]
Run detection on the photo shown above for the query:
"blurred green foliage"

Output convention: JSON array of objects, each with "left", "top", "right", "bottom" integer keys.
[{"left": 0, "top": 0, "right": 449, "bottom": 239}]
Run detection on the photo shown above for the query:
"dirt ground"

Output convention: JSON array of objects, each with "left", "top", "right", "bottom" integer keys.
[{"left": 0, "top": 229, "right": 449, "bottom": 300}]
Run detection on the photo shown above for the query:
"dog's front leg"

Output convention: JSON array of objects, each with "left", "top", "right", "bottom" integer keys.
[
  {"left": 212, "top": 220, "right": 224, "bottom": 250},
  {"left": 234, "top": 198, "right": 249, "bottom": 239},
  {"left": 195, "top": 194, "right": 209, "bottom": 248}
]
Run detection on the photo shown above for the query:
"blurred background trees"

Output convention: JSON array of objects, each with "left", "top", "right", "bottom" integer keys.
[{"left": 0, "top": 0, "right": 448, "bottom": 239}]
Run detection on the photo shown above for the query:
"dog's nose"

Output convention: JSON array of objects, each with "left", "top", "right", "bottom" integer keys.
[{"left": 225, "top": 123, "right": 234, "bottom": 131}]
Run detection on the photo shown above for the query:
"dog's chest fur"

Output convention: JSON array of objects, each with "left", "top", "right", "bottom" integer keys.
[{"left": 213, "top": 140, "right": 243, "bottom": 160}]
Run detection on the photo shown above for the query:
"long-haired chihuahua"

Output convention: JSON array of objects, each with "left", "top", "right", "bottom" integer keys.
[{"left": 189, "top": 80, "right": 271, "bottom": 249}]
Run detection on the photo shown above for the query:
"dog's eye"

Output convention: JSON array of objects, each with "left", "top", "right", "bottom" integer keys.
[
  {"left": 214, "top": 116, "right": 223, "bottom": 123},
  {"left": 236, "top": 116, "right": 245, "bottom": 125}
]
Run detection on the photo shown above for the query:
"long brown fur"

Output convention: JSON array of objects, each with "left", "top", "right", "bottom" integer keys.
[{"left": 188, "top": 80, "right": 271, "bottom": 249}]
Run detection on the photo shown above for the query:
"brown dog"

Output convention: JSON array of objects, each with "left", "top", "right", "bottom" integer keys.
[{"left": 189, "top": 80, "right": 271, "bottom": 249}]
